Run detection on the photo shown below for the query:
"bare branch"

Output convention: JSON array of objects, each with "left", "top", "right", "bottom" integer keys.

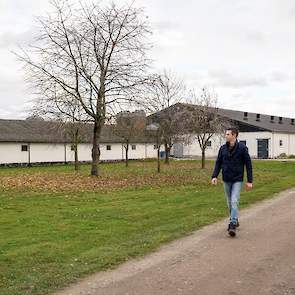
[{"left": 16, "top": 0, "right": 152, "bottom": 175}]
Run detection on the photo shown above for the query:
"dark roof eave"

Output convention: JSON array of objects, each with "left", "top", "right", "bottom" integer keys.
[
  {"left": 0, "top": 140, "right": 155, "bottom": 144},
  {"left": 221, "top": 116, "right": 270, "bottom": 132}
]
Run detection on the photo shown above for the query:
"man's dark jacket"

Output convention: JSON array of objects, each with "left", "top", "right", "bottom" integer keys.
[{"left": 212, "top": 141, "right": 253, "bottom": 183}]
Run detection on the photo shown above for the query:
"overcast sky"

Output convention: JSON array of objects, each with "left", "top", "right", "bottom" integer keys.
[{"left": 1, "top": 0, "right": 295, "bottom": 119}]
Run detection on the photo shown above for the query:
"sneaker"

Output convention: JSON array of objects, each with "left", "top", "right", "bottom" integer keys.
[
  {"left": 228, "top": 222, "right": 236, "bottom": 237},
  {"left": 228, "top": 220, "right": 239, "bottom": 227}
]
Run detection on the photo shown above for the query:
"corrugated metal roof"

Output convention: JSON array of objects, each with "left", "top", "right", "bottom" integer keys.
[
  {"left": 216, "top": 107, "right": 295, "bottom": 133},
  {"left": 169, "top": 103, "right": 295, "bottom": 134},
  {"left": 0, "top": 119, "right": 154, "bottom": 143},
  {"left": 1, "top": 103, "right": 294, "bottom": 143}
]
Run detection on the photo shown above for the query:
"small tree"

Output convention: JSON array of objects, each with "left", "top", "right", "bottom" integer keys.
[
  {"left": 65, "top": 121, "right": 84, "bottom": 171},
  {"left": 146, "top": 123, "right": 163, "bottom": 173},
  {"left": 184, "top": 88, "right": 228, "bottom": 169},
  {"left": 113, "top": 110, "right": 146, "bottom": 167},
  {"left": 31, "top": 90, "right": 88, "bottom": 171},
  {"left": 143, "top": 70, "right": 186, "bottom": 164}
]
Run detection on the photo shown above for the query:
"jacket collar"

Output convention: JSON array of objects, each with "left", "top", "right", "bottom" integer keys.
[{"left": 226, "top": 140, "right": 238, "bottom": 153}]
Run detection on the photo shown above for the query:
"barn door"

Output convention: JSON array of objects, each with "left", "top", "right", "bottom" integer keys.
[{"left": 257, "top": 139, "right": 269, "bottom": 159}]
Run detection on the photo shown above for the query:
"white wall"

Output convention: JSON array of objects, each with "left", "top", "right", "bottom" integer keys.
[
  {"left": 238, "top": 132, "right": 272, "bottom": 158},
  {"left": 0, "top": 143, "right": 29, "bottom": 164},
  {"left": 76, "top": 144, "right": 93, "bottom": 161},
  {"left": 145, "top": 143, "right": 158, "bottom": 158},
  {"left": 181, "top": 134, "right": 223, "bottom": 158},
  {"left": 99, "top": 143, "right": 123, "bottom": 161},
  {"left": 128, "top": 144, "right": 147, "bottom": 159},
  {"left": 240, "top": 132, "right": 295, "bottom": 158},
  {"left": 174, "top": 131, "right": 295, "bottom": 159},
  {"left": 290, "top": 134, "right": 295, "bottom": 156},
  {"left": 119, "top": 143, "right": 158, "bottom": 159},
  {"left": 2, "top": 133, "right": 294, "bottom": 165},
  {"left": 272, "top": 133, "right": 295, "bottom": 157},
  {"left": 30, "top": 143, "right": 65, "bottom": 162},
  {"left": 64, "top": 143, "right": 92, "bottom": 162},
  {"left": 0, "top": 142, "right": 158, "bottom": 164}
]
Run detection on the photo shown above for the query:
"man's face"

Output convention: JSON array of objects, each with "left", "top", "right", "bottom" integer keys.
[{"left": 225, "top": 130, "right": 236, "bottom": 142}]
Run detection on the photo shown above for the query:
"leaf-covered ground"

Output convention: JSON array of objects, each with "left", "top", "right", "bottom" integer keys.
[
  {"left": 0, "top": 159, "right": 295, "bottom": 295},
  {"left": 0, "top": 160, "right": 209, "bottom": 192}
]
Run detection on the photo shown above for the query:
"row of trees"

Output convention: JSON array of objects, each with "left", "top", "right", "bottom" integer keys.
[{"left": 17, "top": 0, "right": 227, "bottom": 174}]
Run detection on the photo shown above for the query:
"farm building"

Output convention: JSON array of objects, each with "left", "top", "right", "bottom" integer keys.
[
  {"left": 0, "top": 118, "right": 157, "bottom": 165},
  {"left": 0, "top": 103, "right": 295, "bottom": 165},
  {"left": 169, "top": 103, "right": 295, "bottom": 159}
]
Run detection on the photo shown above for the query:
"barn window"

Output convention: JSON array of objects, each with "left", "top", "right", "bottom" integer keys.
[
  {"left": 21, "top": 145, "right": 28, "bottom": 152},
  {"left": 279, "top": 140, "right": 283, "bottom": 146},
  {"left": 132, "top": 144, "right": 136, "bottom": 150},
  {"left": 106, "top": 145, "right": 112, "bottom": 151},
  {"left": 256, "top": 114, "right": 260, "bottom": 121},
  {"left": 207, "top": 141, "right": 212, "bottom": 147}
]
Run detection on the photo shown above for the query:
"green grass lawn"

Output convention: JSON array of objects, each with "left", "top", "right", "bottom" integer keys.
[{"left": 0, "top": 159, "right": 294, "bottom": 295}]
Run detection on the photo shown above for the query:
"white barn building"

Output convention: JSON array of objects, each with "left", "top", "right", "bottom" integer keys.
[
  {"left": 0, "top": 119, "right": 157, "bottom": 165},
  {"left": 1, "top": 103, "right": 295, "bottom": 165},
  {"left": 170, "top": 104, "right": 295, "bottom": 159}
]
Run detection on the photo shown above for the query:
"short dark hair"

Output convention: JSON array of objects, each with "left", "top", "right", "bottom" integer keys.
[{"left": 226, "top": 127, "right": 239, "bottom": 137}]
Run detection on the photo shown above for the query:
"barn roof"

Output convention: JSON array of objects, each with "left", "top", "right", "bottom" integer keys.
[
  {"left": 153, "top": 103, "right": 295, "bottom": 134},
  {"left": 0, "top": 119, "right": 153, "bottom": 143}
]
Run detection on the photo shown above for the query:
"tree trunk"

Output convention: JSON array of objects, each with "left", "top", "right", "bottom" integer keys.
[
  {"left": 125, "top": 141, "right": 129, "bottom": 167},
  {"left": 201, "top": 149, "right": 206, "bottom": 169},
  {"left": 91, "top": 120, "right": 101, "bottom": 176},
  {"left": 74, "top": 146, "right": 79, "bottom": 171},
  {"left": 27, "top": 143, "right": 32, "bottom": 167},
  {"left": 157, "top": 147, "right": 161, "bottom": 173},
  {"left": 74, "top": 129, "right": 79, "bottom": 171},
  {"left": 164, "top": 143, "right": 170, "bottom": 164}
]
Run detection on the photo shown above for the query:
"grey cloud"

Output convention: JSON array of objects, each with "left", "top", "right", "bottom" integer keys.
[
  {"left": 264, "top": 103, "right": 295, "bottom": 118},
  {"left": 0, "top": 104, "right": 30, "bottom": 119},
  {"left": 220, "top": 95, "right": 295, "bottom": 118},
  {"left": 289, "top": 7, "right": 295, "bottom": 16},
  {"left": 245, "top": 31, "right": 267, "bottom": 44},
  {"left": 0, "top": 73, "right": 24, "bottom": 93},
  {"left": 232, "top": 93, "right": 244, "bottom": 99},
  {"left": 152, "top": 20, "right": 181, "bottom": 32},
  {"left": 0, "top": 29, "right": 36, "bottom": 49},
  {"left": 209, "top": 70, "right": 268, "bottom": 88},
  {"left": 217, "top": 0, "right": 253, "bottom": 12},
  {"left": 270, "top": 72, "right": 290, "bottom": 82}
]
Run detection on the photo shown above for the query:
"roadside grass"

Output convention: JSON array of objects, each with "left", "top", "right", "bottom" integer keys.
[{"left": 0, "top": 159, "right": 294, "bottom": 295}]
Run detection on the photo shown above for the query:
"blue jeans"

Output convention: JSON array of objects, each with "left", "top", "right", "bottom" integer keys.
[{"left": 223, "top": 181, "right": 243, "bottom": 225}]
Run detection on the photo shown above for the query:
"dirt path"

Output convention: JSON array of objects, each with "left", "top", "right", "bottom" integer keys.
[{"left": 54, "top": 188, "right": 295, "bottom": 295}]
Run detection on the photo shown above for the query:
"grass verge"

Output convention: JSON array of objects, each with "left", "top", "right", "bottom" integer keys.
[{"left": 0, "top": 160, "right": 294, "bottom": 295}]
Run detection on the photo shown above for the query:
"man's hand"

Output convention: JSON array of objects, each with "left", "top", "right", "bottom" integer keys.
[
  {"left": 211, "top": 178, "right": 218, "bottom": 185},
  {"left": 245, "top": 182, "right": 253, "bottom": 190}
]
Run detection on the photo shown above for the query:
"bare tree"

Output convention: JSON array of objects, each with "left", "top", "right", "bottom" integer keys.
[
  {"left": 31, "top": 88, "right": 89, "bottom": 171},
  {"left": 184, "top": 88, "right": 228, "bottom": 169},
  {"left": 146, "top": 123, "right": 164, "bottom": 173},
  {"left": 63, "top": 102, "right": 87, "bottom": 171},
  {"left": 113, "top": 110, "right": 146, "bottom": 167},
  {"left": 143, "top": 70, "right": 186, "bottom": 164},
  {"left": 16, "top": 0, "right": 151, "bottom": 176}
]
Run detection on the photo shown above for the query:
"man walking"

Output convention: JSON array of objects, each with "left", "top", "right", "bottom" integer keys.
[{"left": 211, "top": 127, "right": 253, "bottom": 237}]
